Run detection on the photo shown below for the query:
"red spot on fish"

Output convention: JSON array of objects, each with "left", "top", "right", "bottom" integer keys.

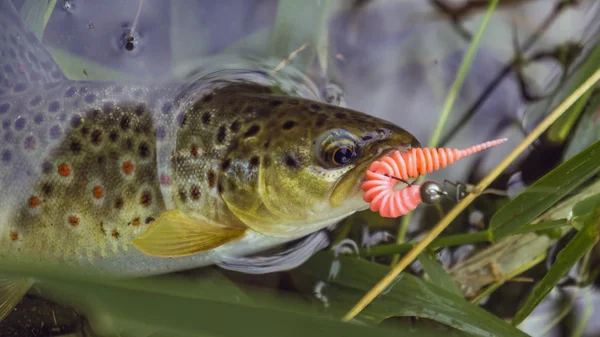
[
  {"left": 17, "top": 64, "right": 25, "bottom": 73},
  {"left": 58, "top": 163, "right": 71, "bottom": 177},
  {"left": 93, "top": 185, "right": 104, "bottom": 199},
  {"left": 111, "top": 229, "right": 120, "bottom": 239},
  {"left": 131, "top": 218, "right": 141, "bottom": 226},
  {"left": 160, "top": 174, "right": 171, "bottom": 186},
  {"left": 190, "top": 144, "right": 199, "bottom": 157},
  {"left": 24, "top": 136, "right": 36, "bottom": 150},
  {"left": 122, "top": 161, "right": 133, "bottom": 174},
  {"left": 68, "top": 215, "right": 80, "bottom": 227},
  {"left": 10, "top": 232, "right": 18, "bottom": 241},
  {"left": 28, "top": 196, "right": 41, "bottom": 208}
]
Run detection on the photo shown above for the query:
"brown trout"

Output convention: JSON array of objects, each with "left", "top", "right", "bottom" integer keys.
[{"left": 0, "top": 1, "right": 419, "bottom": 319}]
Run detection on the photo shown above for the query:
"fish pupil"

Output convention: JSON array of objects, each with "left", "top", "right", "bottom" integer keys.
[{"left": 333, "top": 147, "right": 355, "bottom": 165}]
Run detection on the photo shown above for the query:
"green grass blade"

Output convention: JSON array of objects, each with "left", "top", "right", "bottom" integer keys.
[
  {"left": 0, "top": 259, "right": 406, "bottom": 337},
  {"left": 489, "top": 139, "right": 600, "bottom": 242},
  {"left": 19, "top": 0, "right": 56, "bottom": 40},
  {"left": 290, "top": 252, "right": 529, "bottom": 337},
  {"left": 511, "top": 200, "right": 600, "bottom": 326},
  {"left": 547, "top": 41, "right": 600, "bottom": 145},
  {"left": 418, "top": 250, "right": 462, "bottom": 296}
]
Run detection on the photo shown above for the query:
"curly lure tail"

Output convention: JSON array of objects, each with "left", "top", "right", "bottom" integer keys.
[{"left": 362, "top": 138, "right": 507, "bottom": 218}]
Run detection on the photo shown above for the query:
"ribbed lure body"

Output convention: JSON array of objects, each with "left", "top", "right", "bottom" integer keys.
[{"left": 362, "top": 138, "right": 507, "bottom": 218}]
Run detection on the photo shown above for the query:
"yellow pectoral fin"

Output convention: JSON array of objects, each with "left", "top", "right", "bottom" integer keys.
[
  {"left": 0, "top": 276, "right": 33, "bottom": 320},
  {"left": 131, "top": 210, "right": 246, "bottom": 258}
]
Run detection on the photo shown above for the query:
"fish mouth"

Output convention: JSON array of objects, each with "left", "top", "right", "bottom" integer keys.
[{"left": 328, "top": 139, "right": 417, "bottom": 208}]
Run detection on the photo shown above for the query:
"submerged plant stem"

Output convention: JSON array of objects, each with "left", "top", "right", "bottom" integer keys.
[{"left": 343, "top": 62, "right": 600, "bottom": 323}]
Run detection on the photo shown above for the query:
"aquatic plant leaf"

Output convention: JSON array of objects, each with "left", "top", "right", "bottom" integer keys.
[
  {"left": 290, "top": 252, "right": 529, "bottom": 337},
  {"left": 418, "top": 250, "right": 462, "bottom": 296},
  {"left": 562, "top": 88, "right": 600, "bottom": 161},
  {"left": 18, "top": 0, "right": 56, "bottom": 40},
  {"left": 547, "top": 42, "right": 600, "bottom": 147},
  {"left": 45, "top": 45, "right": 138, "bottom": 81},
  {"left": 0, "top": 258, "right": 452, "bottom": 337},
  {"left": 489, "top": 139, "right": 600, "bottom": 242},
  {"left": 512, "top": 200, "right": 600, "bottom": 326}
]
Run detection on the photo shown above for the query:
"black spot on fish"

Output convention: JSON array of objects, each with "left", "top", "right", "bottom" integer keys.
[
  {"left": 34, "top": 113, "right": 44, "bottom": 125},
  {"left": 65, "top": 87, "right": 76, "bottom": 97},
  {"left": 140, "top": 191, "right": 152, "bottom": 207},
  {"left": 114, "top": 197, "right": 124, "bottom": 209},
  {"left": 315, "top": 115, "right": 327, "bottom": 127},
  {"left": 145, "top": 217, "right": 155, "bottom": 224},
  {"left": 109, "top": 131, "right": 119, "bottom": 142},
  {"left": 85, "top": 94, "right": 96, "bottom": 103},
  {"left": 90, "top": 130, "right": 102, "bottom": 144},
  {"left": 178, "top": 188, "right": 187, "bottom": 202},
  {"left": 207, "top": 170, "right": 216, "bottom": 188},
  {"left": 217, "top": 126, "right": 226, "bottom": 143},
  {"left": 309, "top": 104, "right": 321, "bottom": 114},
  {"left": 3, "top": 65, "right": 13, "bottom": 74},
  {"left": 41, "top": 182, "right": 53, "bottom": 196},
  {"left": 41, "top": 161, "right": 52, "bottom": 174},
  {"left": 14, "top": 117, "right": 26, "bottom": 131},
  {"left": 1, "top": 150, "right": 11, "bottom": 162},
  {"left": 2, "top": 120, "right": 10, "bottom": 129},
  {"left": 48, "top": 101, "right": 60, "bottom": 113},
  {"left": 201, "top": 112, "right": 211, "bottom": 125},
  {"left": 230, "top": 120, "right": 241, "bottom": 133},
  {"left": 282, "top": 120, "right": 296, "bottom": 130},
  {"left": 138, "top": 142, "right": 150, "bottom": 158},
  {"left": 96, "top": 155, "right": 106, "bottom": 166},
  {"left": 70, "top": 115, "right": 82, "bottom": 128},
  {"left": 221, "top": 159, "right": 231, "bottom": 171},
  {"left": 217, "top": 181, "right": 224, "bottom": 193},
  {"left": 270, "top": 100, "right": 283, "bottom": 107},
  {"left": 70, "top": 139, "right": 82, "bottom": 153},
  {"left": 80, "top": 126, "right": 90, "bottom": 136},
  {"left": 335, "top": 112, "right": 347, "bottom": 119},
  {"left": 190, "top": 185, "right": 201, "bottom": 200},
  {"left": 0, "top": 103, "right": 10, "bottom": 114},
  {"left": 244, "top": 124, "right": 260, "bottom": 138},
  {"left": 120, "top": 116, "right": 131, "bottom": 130},
  {"left": 284, "top": 154, "right": 299, "bottom": 168},
  {"left": 14, "top": 83, "right": 27, "bottom": 93},
  {"left": 49, "top": 125, "right": 62, "bottom": 140},
  {"left": 250, "top": 156, "right": 259, "bottom": 167}
]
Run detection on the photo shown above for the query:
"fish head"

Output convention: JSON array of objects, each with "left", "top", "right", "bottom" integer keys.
[{"left": 219, "top": 95, "right": 420, "bottom": 237}]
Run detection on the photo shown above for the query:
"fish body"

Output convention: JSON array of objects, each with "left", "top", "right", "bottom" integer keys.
[{"left": 0, "top": 1, "right": 419, "bottom": 280}]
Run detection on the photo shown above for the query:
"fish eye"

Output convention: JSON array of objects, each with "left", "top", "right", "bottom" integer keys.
[
  {"left": 331, "top": 146, "right": 357, "bottom": 166},
  {"left": 315, "top": 129, "right": 360, "bottom": 168}
]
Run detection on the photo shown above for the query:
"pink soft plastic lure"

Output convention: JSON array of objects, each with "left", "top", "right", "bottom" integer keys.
[{"left": 362, "top": 138, "right": 508, "bottom": 218}]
